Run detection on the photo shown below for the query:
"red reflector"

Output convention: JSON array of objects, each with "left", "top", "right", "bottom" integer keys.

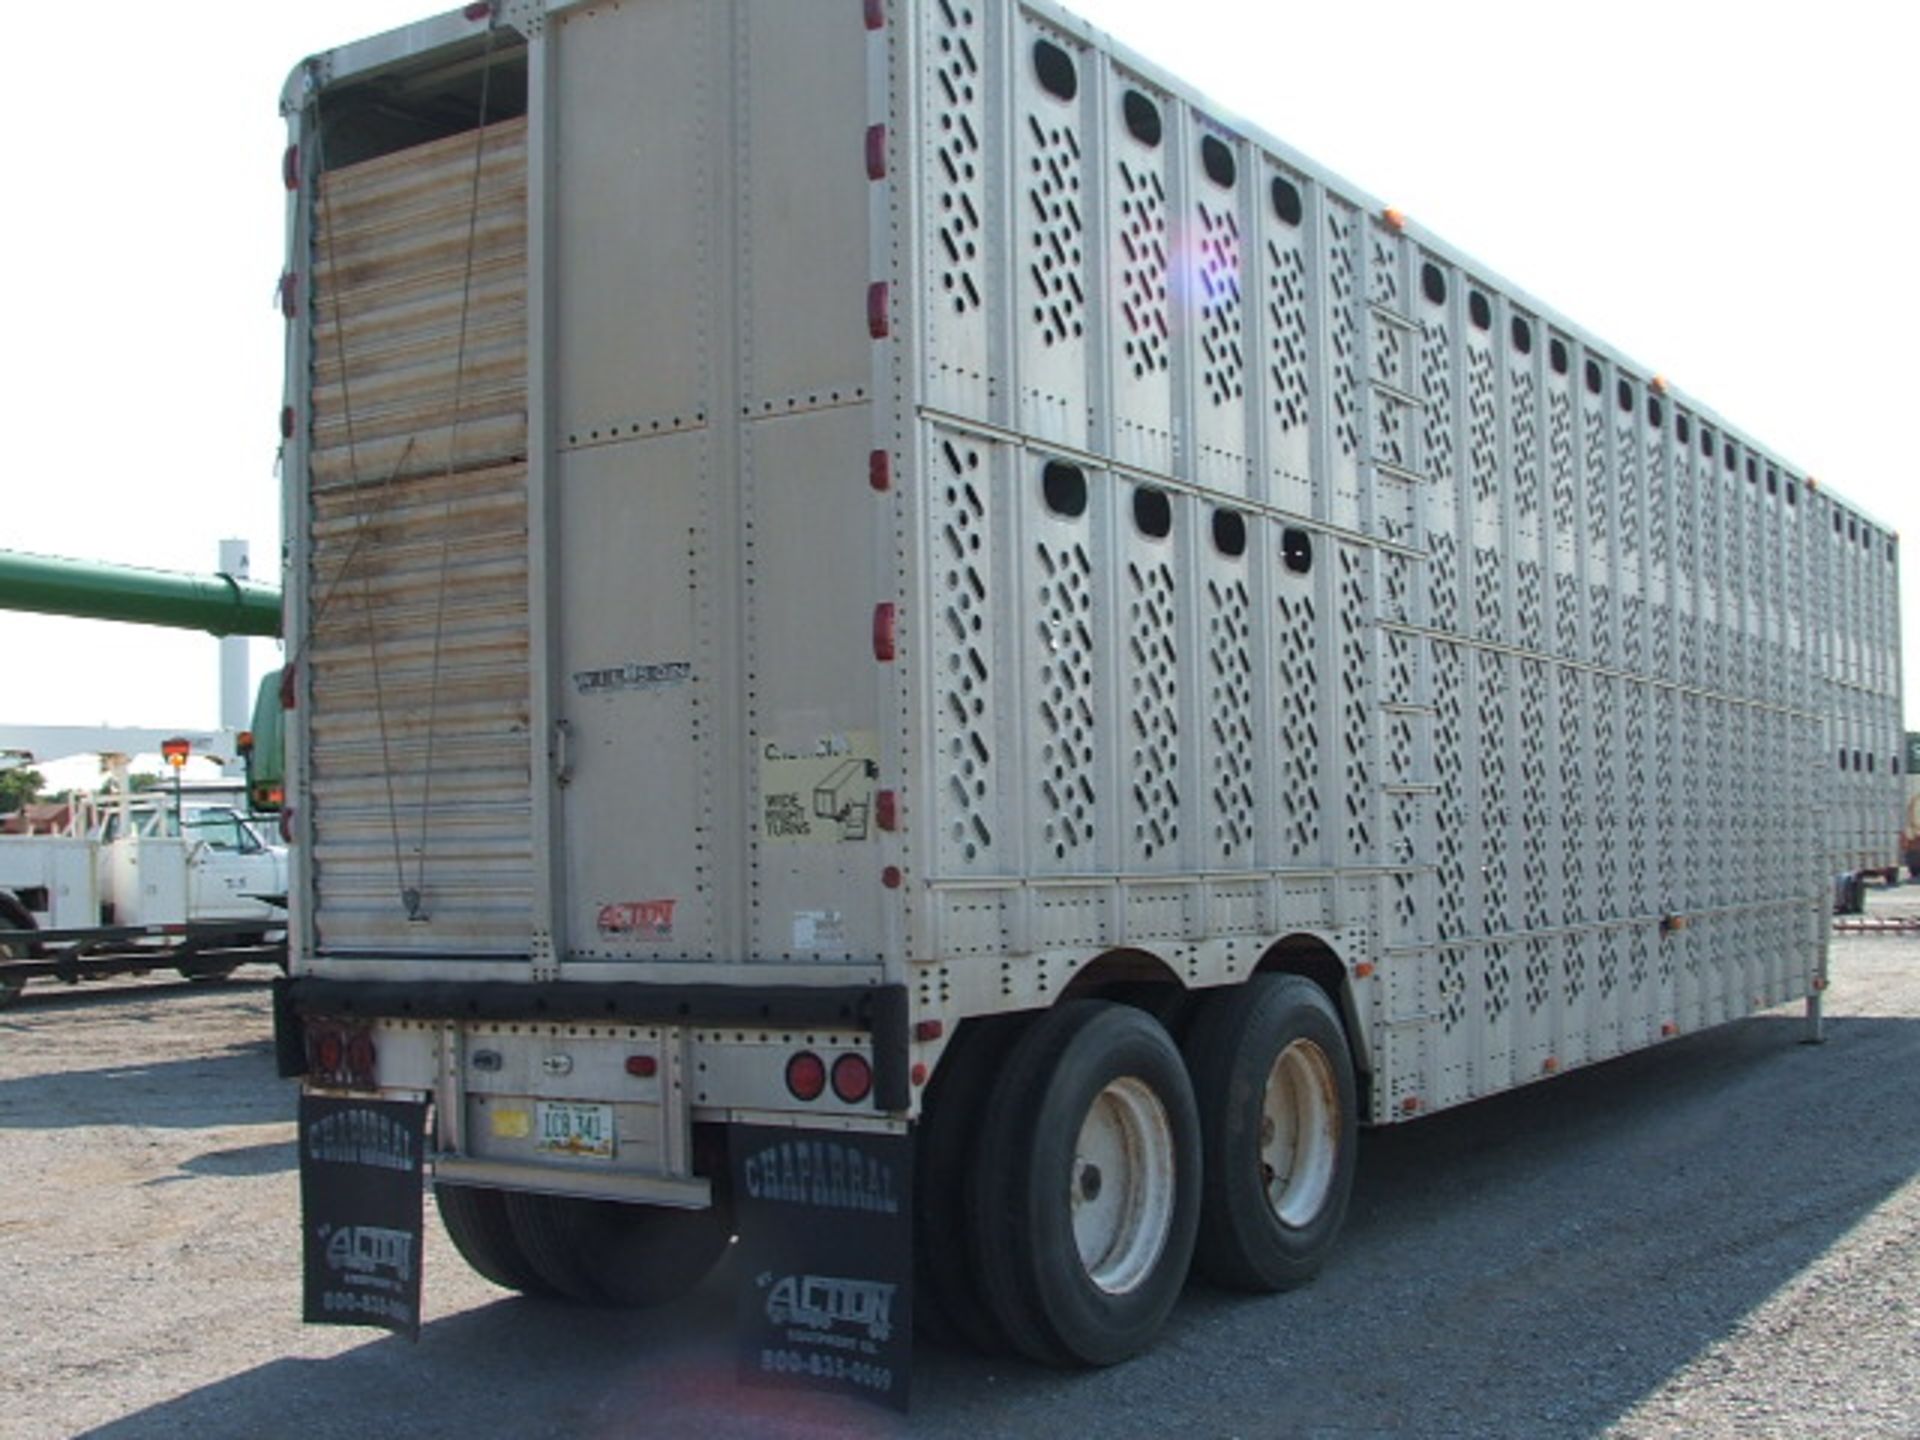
[
  {"left": 279, "top": 272, "right": 299, "bottom": 319},
  {"left": 867, "top": 282, "right": 890, "bottom": 338},
  {"left": 282, "top": 144, "right": 300, "bottom": 191},
  {"left": 464, "top": 1, "right": 492, "bottom": 18},
  {"left": 913, "top": 1018, "right": 944, "bottom": 1042},
  {"left": 865, "top": 124, "right": 888, "bottom": 181},
  {"left": 876, "top": 789, "right": 898, "bottom": 831},
  {"left": 279, "top": 662, "right": 298, "bottom": 711},
  {"left": 864, "top": 0, "right": 884, "bottom": 29},
  {"left": 786, "top": 1051, "right": 826, "bottom": 1102},
  {"left": 625, "top": 1054, "right": 658, "bottom": 1078},
  {"left": 872, "top": 602, "right": 897, "bottom": 662},
  {"left": 279, "top": 806, "right": 296, "bottom": 844},
  {"left": 832, "top": 1053, "right": 873, "bottom": 1104},
  {"left": 868, "top": 449, "right": 891, "bottom": 492},
  {"left": 882, "top": 866, "right": 903, "bottom": 889}
]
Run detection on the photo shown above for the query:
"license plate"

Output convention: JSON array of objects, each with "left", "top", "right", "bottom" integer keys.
[{"left": 535, "top": 1101, "right": 616, "bottom": 1160}]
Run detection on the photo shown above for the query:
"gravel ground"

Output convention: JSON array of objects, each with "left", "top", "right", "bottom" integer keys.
[{"left": 3, "top": 887, "right": 1917, "bottom": 1439}]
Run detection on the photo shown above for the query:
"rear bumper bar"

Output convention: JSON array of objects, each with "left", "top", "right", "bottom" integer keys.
[{"left": 276, "top": 975, "right": 911, "bottom": 1112}]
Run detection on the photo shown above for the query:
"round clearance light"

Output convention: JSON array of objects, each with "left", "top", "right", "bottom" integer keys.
[
  {"left": 831, "top": 1053, "right": 874, "bottom": 1104},
  {"left": 785, "top": 1051, "right": 827, "bottom": 1102}
]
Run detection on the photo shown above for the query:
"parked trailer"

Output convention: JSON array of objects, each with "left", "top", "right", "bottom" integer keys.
[{"left": 277, "top": 0, "right": 1906, "bottom": 1384}]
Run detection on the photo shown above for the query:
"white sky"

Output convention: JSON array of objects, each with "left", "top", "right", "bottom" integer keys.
[{"left": 0, "top": 0, "right": 1913, "bottom": 755}]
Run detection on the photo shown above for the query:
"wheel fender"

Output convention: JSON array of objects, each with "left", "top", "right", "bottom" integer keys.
[{"left": 1254, "top": 930, "right": 1373, "bottom": 1078}]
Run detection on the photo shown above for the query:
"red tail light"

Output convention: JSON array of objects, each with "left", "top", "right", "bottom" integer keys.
[
  {"left": 872, "top": 603, "right": 897, "bottom": 662},
  {"left": 786, "top": 1051, "right": 827, "bottom": 1102},
  {"left": 312, "top": 1028, "right": 344, "bottom": 1075},
  {"left": 831, "top": 1053, "right": 873, "bottom": 1104},
  {"left": 307, "top": 1021, "right": 377, "bottom": 1089}
]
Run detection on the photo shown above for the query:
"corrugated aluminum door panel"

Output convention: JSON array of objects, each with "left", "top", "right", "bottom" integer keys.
[
  {"left": 547, "top": 0, "right": 881, "bottom": 967},
  {"left": 305, "top": 117, "right": 531, "bottom": 955}
]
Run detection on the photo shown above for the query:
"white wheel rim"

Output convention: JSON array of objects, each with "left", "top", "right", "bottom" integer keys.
[
  {"left": 1261, "top": 1038, "right": 1340, "bottom": 1228},
  {"left": 1070, "top": 1075, "right": 1176, "bottom": 1295}
]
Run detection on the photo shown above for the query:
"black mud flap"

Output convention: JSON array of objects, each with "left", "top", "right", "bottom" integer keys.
[
  {"left": 299, "top": 1093, "right": 427, "bottom": 1340},
  {"left": 731, "top": 1124, "right": 914, "bottom": 1413}
]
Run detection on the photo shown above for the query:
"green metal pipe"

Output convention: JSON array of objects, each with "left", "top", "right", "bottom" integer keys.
[{"left": 0, "top": 549, "right": 282, "bottom": 638}]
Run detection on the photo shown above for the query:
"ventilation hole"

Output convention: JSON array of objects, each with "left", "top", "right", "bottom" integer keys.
[
  {"left": 1584, "top": 359, "right": 1602, "bottom": 395},
  {"left": 1042, "top": 460, "right": 1087, "bottom": 518},
  {"left": 1421, "top": 261, "right": 1446, "bottom": 305},
  {"left": 1766, "top": 468, "right": 1778, "bottom": 496},
  {"left": 1746, "top": 457, "right": 1758, "bottom": 485},
  {"left": 1033, "top": 38, "right": 1078, "bottom": 101},
  {"left": 1724, "top": 442, "right": 1736, "bottom": 470},
  {"left": 1835, "top": 512, "right": 1844, "bottom": 534},
  {"left": 1676, "top": 414, "right": 1691, "bottom": 444},
  {"left": 1201, "top": 134, "right": 1236, "bottom": 188},
  {"left": 1468, "top": 291, "right": 1492, "bottom": 331},
  {"left": 1647, "top": 395, "right": 1664, "bottom": 429},
  {"left": 1271, "top": 175, "right": 1303, "bottom": 226},
  {"left": 1700, "top": 426, "right": 1714, "bottom": 457},
  {"left": 1282, "top": 527, "right": 1314, "bottom": 575},
  {"left": 1510, "top": 316, "right": 1533, "bottom": 355},
  {"left": 1133, "top": 486, "right": 1173, "bottom": 539},
  {"left": 1122, "top": 89, "right": 1161, "bottom": 146},
  {"left": 1549, "top": 337, "right": 1569, "bottom": 375},
  {"left": 1212, "top": 508, "right": 1247, "bottom": 558},
  {"left": 1786, "top": 480, "right": 1797, "bottom": 506}
]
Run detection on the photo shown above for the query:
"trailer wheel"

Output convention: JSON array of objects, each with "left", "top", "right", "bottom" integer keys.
[
  {"left": 915, "top": 1014, "right": 1026, "bottom": 1354},
  {"left": 182, "top": 965, "right": 240, "bottom": 985},
  {"left": 505, "top": 1192, "right": 732, "bottom": 1307},
  {"left": 1184, "top": 974, "right": 1357, "bottom": 1292},
  {"left": 0, "top": 896, "right": 35, "bottom": 1010},
  {"left": 968, "top": 1001, "right": 1200, "bottom": 1367},
  {"left": 433, "top": 1183, "right": 557, "bottom": 1296}
]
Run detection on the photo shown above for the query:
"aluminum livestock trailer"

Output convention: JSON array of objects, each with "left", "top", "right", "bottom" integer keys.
[{"left": 274, "top": 0, "right": 1906, "bottom": 1395}]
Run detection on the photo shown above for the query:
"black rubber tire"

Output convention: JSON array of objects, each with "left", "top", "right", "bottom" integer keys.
[
  {"left": 914, "top": 1014, "right": 1027, "bottom": 1354},
  {"left": 1183, "top": 975, "right": 1358, "bottom": 1293},
  {"left": 0, "top": 897, "right": 37, "bottom": 1010},
  {"left": 968, "top": 1000, "right": 1201, "bottom": 1368},
  {"left": 433, "top": 1183, "right": 556, "bottom": 1296},
  {"left": 505, "top": 1192, "right": 733, "bottom": 1307},
  {"left": 182, "top": 965, "right": 240, "bottom": 985}
]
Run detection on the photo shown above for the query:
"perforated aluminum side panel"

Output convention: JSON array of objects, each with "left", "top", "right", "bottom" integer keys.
[{"left": 883, "top": 0, "right": 1901, "bottom": 1118}]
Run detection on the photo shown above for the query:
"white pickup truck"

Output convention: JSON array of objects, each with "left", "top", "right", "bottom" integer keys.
[{"left": 0, "top": 783, "right": 287, "bottom": 1004}]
